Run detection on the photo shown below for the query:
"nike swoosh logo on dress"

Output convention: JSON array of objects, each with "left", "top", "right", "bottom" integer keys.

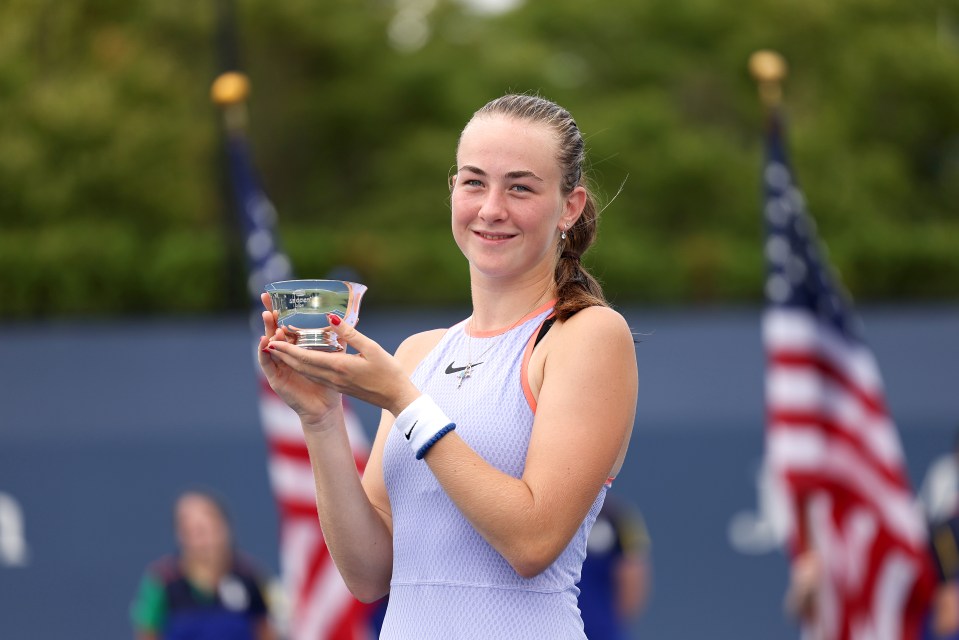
[{"left": 445, "top": 362, "right": 483, "bottom": 375}]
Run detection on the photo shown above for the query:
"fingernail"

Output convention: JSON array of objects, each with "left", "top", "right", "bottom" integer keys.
[
  {"left": 261, "top": 348, "right": 270, "bottom": 353},
  {"left": 268, "top": 344, "right": 277, "bottom": 350},
  {"left": 328, "top": 314, "right": 341, "bottom": 326}
]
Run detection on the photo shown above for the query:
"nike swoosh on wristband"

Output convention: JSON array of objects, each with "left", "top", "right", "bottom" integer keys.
[
  {"left": 445, "top": 362, "right": 483, "bottom": 375},
  {"left": 404, "top": 420, "right": 418, "bottom": 440}
]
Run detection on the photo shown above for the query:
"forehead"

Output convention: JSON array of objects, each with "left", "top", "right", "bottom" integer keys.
[
  {"left": 176, "top": 494, "right": 222, "bottom": 521},
  {"left": 457, "top": 116, "right": 560, "bottom": 171}
]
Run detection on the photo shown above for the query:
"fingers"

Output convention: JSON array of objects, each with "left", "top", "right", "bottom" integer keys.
[
  {"left": 261, "top": 294, "right": 281, "bottom": 339},
  {"left": 257, "top": 335, "right": 279, "bottom": 375},
  {"left": 263, "top": 340, "right": 343, "bottom": 391},
  {"left": 262, "top": 309, "right": 279, "bottom": 339},
  {"left": 326, "top": 314, "right": 375, "bottom": 355},
  {"left": 261, "top": 314, "right": 380, "bottom": 392},
  {"left": 259, "top": 333, "right": 335, "bottom": 388}
]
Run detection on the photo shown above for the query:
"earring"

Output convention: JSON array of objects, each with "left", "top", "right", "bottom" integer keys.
[{"left": 561, "top": 224, "right": 568, "bottom": 241}]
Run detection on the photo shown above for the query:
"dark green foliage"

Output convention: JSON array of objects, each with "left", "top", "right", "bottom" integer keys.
[{"left": 1, "top": 0, "right": 957, "bottom": 317}]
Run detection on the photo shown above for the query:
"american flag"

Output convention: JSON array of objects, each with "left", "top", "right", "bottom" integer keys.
[
  {"left": 225, "top": 131, "right": 373, "bottom": 639},
  {"left": 760, "top": 111, "right": 936, "bottom": 639}
]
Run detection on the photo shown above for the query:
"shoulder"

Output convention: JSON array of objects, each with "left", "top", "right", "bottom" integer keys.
[
  {"left": 145, "top": 554, "right": 181, "bottom": 583},
  {"left": 553, "top": 306, "right": 634, "bottom": 346},
  {"left": 232, "top": 551, "right": 269, "bottom": 582},
  {"left": 131, "top": 568, "right": 170, "bottom": 631},
  {"left": 540, "top": 306, "right": 637, "bottom": 392},
  {"left": 535, "top": 306, "right": 636, "bottom": 393},
  {"left": 565, "top": 304, "right": 629, "bottom": 326},
  {"left": 394, "top": 328, "right": 449, "bottom": 373}
]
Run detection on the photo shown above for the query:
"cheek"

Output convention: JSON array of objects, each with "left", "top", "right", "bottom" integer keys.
[
  {"left": 450, "top": 199, "right": 469, "bottom": 251},
  {"left": 450, "top": 194, "right": 473, "bottom": 226},
  {"left": 518, "top": 205, "right": 561, "bottom": 236}
]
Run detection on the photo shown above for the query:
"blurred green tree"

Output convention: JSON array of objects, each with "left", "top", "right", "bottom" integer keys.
[{"left": 1, "top": 0, "right": 956, "bottom": 317}]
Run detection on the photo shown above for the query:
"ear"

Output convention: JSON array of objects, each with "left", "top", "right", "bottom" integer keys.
[
  {"left": 561, "top": 185, "right": 588, "bottom": 229},
  {"left": 448, "top": 174, "right": 457, "bottom": 191}
]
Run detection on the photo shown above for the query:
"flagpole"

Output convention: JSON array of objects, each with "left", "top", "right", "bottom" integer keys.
[
  {"left": 211, "top": 71, "right": 251, "bottom": 134},
  {"left": 210, "top": 69, "right": 253, "bottom": 309},
  {"left": 209, "top": 67, "right": 376, "bottom": 639},
  {"left": 748, "top": 49, "right": 788, "bottom": 111}
]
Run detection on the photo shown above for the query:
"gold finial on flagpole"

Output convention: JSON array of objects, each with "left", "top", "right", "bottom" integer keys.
[
  {"left": 748, "top": 50, "right": 788, "bottom": 108},
  {"left": 210, "top": 71, "right": 251, "bottom": 131}
]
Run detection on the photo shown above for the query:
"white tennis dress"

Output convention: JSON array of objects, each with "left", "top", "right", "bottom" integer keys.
[{"left": 380, "top": 302, "right": 608, "bottom": 639}]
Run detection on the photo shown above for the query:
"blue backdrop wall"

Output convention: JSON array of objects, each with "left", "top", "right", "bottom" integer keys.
[{"left": 1, "top": 305, "right": 957, "bottom": 639}]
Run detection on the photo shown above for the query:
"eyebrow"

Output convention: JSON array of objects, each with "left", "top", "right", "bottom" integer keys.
[{"left": 458, "top": 165, "right": 545, "bottom": 182}]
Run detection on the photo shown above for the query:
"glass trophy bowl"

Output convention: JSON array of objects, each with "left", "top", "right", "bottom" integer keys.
[{"left": 264, "top": 279, "right": 367, "bottom": 351}]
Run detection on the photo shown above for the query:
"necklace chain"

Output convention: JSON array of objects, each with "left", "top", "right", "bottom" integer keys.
[{"left": 457, "top": 290, "right": 551, "bottom": 389}]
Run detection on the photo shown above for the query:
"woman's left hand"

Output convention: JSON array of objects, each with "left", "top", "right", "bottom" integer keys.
[{"left": 264, "top": 314, "right": 421, "bottom": 416}]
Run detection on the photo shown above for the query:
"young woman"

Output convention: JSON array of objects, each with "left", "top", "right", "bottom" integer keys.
[
  {"left": 130, "top": 491, "right": 277, "bottom": 640},
  {"left": 259, "top": 94, "right": 638, "bottom": 639}
]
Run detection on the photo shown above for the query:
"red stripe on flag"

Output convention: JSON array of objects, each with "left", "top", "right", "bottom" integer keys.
[
  {"left": 353, "top": 456, "right": 367, "bottom": 476},
  {"left": 768, "top": 410, "right": 909, "bottom": 488},
  {"left": 269, "top": 439, "right": 312, "bottom": 463},
  {"left": 328, "top": 599, "right": 377, "bottom": 640},
  {"left": 277, "top": 497, "right": 318, "bottom": 521},
  {"left": 297, "top": 536, "right": 334, "bottom": 621},
  {"left": 782, "top": 474, "right": 936, "bottom": 640},
  {"left": 266, "top": 437, "right": 367, "bottom": 476},
  {"left": 769, "top": 350, "right": 888, "bottom": 416}
]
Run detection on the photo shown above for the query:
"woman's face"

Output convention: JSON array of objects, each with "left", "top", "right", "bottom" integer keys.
[
  {"left": 451, "top": 115, "right": 584, "bottom": 283},
  {"left": 175, "top": 494, "right": 231, "bottom": 562}
]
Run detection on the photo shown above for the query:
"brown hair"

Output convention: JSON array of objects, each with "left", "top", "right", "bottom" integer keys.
[{"left": 468, "top": 94, "right": 608, "bottom": 321}]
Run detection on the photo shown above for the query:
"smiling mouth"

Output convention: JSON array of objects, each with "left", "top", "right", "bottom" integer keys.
[{"left": 474, "top": 230, "right": 515, "bottom": 241}]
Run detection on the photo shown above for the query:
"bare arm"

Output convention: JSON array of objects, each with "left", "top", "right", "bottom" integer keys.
[
  {"left": 294, "top": 330, "right": 440, "bottom": 602},
  {"left": 933, "top": 582, "right": 959, "bottom": 637},
  {"left": 296, "top": 410, "right": 394, "bottom": 602},
  {"left": 422, "top": 307, "right": 637, "bottom": 577},
  {"left": 260, "top": 301, "right": 441, "bottom": 601},
  {"left": 255, "top": 617, "right": 279, "bottom": 640},
  {"left": 615, "top": 552, "right": 649, "bottom": 620},
  {"left": 305, "top": 330, "right": 444, "bottom": 602}
]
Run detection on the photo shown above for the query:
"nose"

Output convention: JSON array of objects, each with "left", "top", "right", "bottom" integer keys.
[{"left": 478, "top": 190, "right": 508, "bottom": 223}]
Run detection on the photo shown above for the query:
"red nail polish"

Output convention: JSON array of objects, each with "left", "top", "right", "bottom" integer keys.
[
  {"left": 328, "top": 314, "right": 341, "bottom": 326},
  {"left": 267, "top": 344, "right": 277, "bottom": 350}
]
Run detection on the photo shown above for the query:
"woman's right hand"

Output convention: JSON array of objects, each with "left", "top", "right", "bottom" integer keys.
[{"left": 257, "top": 293, "right": 343, "bottom": 430}]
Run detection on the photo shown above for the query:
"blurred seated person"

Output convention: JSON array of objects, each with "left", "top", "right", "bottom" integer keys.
[
  {"left": 927, "top": 514, "right": 959, "bottom": 640},
  {"left": 918, "top": 427, "right": 959, "bottom": 526},
  {"left": 130, "top": 489, "right": 277, "bottom": 640},
  {"left": 578, "top": 492, "right": 651, "bottom": 639}
]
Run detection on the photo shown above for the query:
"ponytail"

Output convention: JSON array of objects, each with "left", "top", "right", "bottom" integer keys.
[{"left": 553, "top": 189, "right": 607, "bottom": 321}]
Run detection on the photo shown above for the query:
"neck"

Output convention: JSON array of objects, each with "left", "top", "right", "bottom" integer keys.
[
  {"left": 469, "top": 272, "right": 555, "bottom": 332},
  {"left": 181, "top": 552, "right": 230, "bottom": 589}
]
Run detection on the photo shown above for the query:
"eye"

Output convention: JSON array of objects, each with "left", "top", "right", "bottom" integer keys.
[
  {"left": 464, "top": 179, "right": 483, "bottom": 187},
  {"left": 510, "top": 184, "right": 533, "bottom": 193}
]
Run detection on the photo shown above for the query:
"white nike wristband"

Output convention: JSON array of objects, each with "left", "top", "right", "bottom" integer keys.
[{"left": 393, "top": 394, "right": 456, "bottom": 460}]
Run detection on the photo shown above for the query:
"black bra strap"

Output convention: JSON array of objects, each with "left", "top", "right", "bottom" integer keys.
[{"left": 533, "top": 316, "right": 557, "bottom": 348}]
